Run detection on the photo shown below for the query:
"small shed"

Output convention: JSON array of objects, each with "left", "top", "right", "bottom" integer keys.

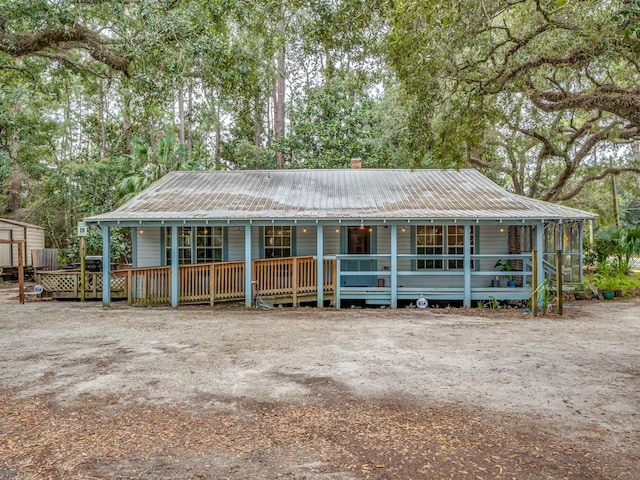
[{"left": 0, "top": 218, "right": 45, "bottom": 269}]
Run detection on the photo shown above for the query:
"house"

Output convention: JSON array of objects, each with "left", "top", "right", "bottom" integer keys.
[
  {"left": 0, "top": 218, "right": 46, "bottom": 271},
  {"left": 84, "top": 168, "right": 596, "bottom": 308}
]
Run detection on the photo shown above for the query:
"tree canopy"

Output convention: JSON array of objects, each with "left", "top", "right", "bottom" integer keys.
[{"left": 0, "top": 0, "right": 638, "bottom": 254}]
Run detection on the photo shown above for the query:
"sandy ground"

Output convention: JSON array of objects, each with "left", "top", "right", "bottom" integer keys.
[{"left": 0, "top": 285, "right": 639, "bottom": 479}]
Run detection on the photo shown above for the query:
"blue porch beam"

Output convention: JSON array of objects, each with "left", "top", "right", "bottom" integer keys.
[
  {"left": 390, "top": 224, "right": 398, "bottom": 308},
  {"left": 131, "top": 227, "right": 138, "bottom": 268},
  {"left": 102, "top": 225, "right": 111, "bottom": 307},
  {"left": 463, "top": 225, "right": 471, "bottom": 307},
  {"left": 245, "top": 225, "right": 252, "bottom": 307},
  {"left": 316, "top": 225, "right": 324, "bottom": 308},
  {"left": 535, "top": 224, "right": 545, "bottom": 291},
  {"left": 171, "top": 225, "right": 179, "bottom": 308}
]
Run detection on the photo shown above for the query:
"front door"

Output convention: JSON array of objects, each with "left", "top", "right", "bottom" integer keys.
[{"left": 342, "top": 227, "right": 376, "bottom": 286}]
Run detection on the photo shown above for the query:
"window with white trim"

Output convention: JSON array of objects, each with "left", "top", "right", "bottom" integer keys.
[
  {"left": 416, "top": 225, "right": 443, "bottom": 269},
  {"left": 264, "top": 226, "right": 291, "bottom": 258},
  {"left": 166, "top": 226, "right": 223, "bottom": 265},
  {"left": 447, "top": 225, "right": 474, "bottom": 269},
  {"left": 416, "top": 225, "right": 474, "bottom": 270}
]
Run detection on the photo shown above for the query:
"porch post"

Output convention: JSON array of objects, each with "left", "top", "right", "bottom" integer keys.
[
  {"left": 316, "top": 225, "right": 324, "bottom": 308},
  {"left": 131, "top": 227, "right": 138, "bottom": 268},
  {"left": 390, "top": 224, "right": 398, "bottom": 308},
  {"left": 536, "top": 223, "right": 545, "bottom": 291},
  {"left": 102, "top": 225, "right": 111, "bottom": 307},
  {"left": 245, "top": 225, "right": 252, "bottom": 307},
  {"left": 463, "top": 225, "right": 471, "bottom": 308},
  {"left": 171, "top": 225, "right": 179, "bottom": 308},
  {"left": 578, "top": 222, "right": 584, "bottom": 283}
]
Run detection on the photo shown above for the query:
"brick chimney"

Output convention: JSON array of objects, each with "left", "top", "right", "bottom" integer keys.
[{"left": 350, "top": 158, "right": 362, "bottom": 169}]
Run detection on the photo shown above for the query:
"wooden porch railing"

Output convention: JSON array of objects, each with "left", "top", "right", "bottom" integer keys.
[
  {"left": 252, "top": 256, "right": 335, "bottom": 305},
  {"left": 127, "top": 261, "right": 245, "bottom": 306}
]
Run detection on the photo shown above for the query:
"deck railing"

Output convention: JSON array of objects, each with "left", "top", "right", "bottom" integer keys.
[
  {"left": 35, "top": 270, "right": 127, "bottom": 299},
  {"left": 252, "top": 256, "right": 335, "bottom": 304},
  {"left": 127, "top": 261, "right": 245, "bottom": 306},
  {"left": 38, "top": 253, "right": 540, "bottom": 307}
]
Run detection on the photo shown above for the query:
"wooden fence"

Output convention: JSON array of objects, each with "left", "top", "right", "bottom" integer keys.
[{"left": 36, "top": 270, "right": 127, "bottom": 299}]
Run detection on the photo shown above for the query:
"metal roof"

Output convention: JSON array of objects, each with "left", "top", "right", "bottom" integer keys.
[
  {"left": 0, "top": 218, "right": 45, "bottom": 229},
  {"left": 85, "top": 169, "right": 596, "bottom": 223}
]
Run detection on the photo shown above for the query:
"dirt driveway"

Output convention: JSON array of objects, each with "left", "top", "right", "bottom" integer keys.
[{"left": 0, "top": 286, "right": 638, "bottom": 479}]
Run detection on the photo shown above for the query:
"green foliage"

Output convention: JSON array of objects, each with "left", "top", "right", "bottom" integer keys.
[
  {"left": 281, "top": 74, "right": 413, "bottom": 168},
  {"left": 59, "top": 227, "right": 130, "bottom": 266},
  {"left": 385, "top": 0, "right": 640, "bottom": 200},
  {"left": 478, "top": 297, "right": 500, "bottom": 310},
  {"left": 591, "top": 226, "right": 640, "bottom": 274},
  {"left": 586, "top": 271, "right": 640, "bottom": 296},
  {"left": 532, "top": 279, "right": 553, "bottom": 313},
  {"left": 117, "top": 133, "right": 200, "bottom": 202}
]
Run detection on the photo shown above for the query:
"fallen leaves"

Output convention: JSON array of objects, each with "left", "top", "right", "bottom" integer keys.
[{"left": 1, "top": 392, "right": 638, "bottom": 479}]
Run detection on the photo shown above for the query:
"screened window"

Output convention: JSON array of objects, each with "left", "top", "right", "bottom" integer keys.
[
  {"left": 166, "top": 226, "right": 223, "bottom": 265},
  {"left": 265, "top": 226, "right": 291, "bottom": 258}
]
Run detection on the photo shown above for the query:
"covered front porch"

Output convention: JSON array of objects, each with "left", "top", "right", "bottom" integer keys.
[
  {"left": 91, "top": 220, "right": 559, "bottom": 308},
  {"left": 84, "top": 169, "right": 593, "bottom": 309}
]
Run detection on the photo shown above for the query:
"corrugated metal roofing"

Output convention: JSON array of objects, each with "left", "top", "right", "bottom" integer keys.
[
  {"left": 85, "top": 169, "right": 596, "bottom": 223},
  {"left": 0, "top": 218, "right": 45, "bottom": 229}
]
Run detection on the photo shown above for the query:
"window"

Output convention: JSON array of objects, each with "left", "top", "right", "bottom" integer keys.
[
  {"left": 416, "top": 226, "right": 443, "bottom": 269},
  {"left": 166, "top": 226, "right": 223, "bottom": 265},
  {"left": 416, "top": 225, "right": 474, "bottom": 270},
  {"left": 447, "top": 226, "right": 474, "bottom": 269},
  {"left": 264, "top": 226, "right": 291, "bottom": 258}
]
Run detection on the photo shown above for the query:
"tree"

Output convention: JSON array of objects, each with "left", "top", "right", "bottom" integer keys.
[
  {"left": 0, "top": 0, "right": 130, "bottom": 75},
  {"left": 386, "top": 0, "right": 640, "bottom": 201}
]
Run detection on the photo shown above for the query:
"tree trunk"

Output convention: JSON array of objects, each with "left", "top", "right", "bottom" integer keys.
[
  {"left": 187, "top": 79, "right": 193, "bottom": 161},
  {"left": 99, "top": 80, "right": 107, "bottom": 158},
  {"left": 254, "top": 94, "right": 263, "bottom": 147},
  {"left": 10, "top": 170, "right": 21, "bottom": 214},
  {"left": 178, "top": 83, "right": 186, "bottom": 145},
  {"left": 10, "top": 135, "right": 21, "bottom": 213},
  {"left": 274, "top": 18, "right": 286, "bottom": 168},
  {"left": 122, "top": 89, "right": 132, "bottom": 155}
]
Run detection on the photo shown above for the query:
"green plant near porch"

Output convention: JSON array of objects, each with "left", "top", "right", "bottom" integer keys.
[
  {"left": 593, "top": 275, "right": 627, "bottom": 296},
  {"left": 494, "top": 259, "right": 515, "bottom": 284}
]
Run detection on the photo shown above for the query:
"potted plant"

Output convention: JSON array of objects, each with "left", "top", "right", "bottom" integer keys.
[
  {"left": 595, "top": 276, "right": 620, "bottom": 300},
  {"left": 494, "top": 259, "right": 517, "bottom": 287}
]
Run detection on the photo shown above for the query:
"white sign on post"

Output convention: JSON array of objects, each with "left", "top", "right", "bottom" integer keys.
[{"left": 77, "top": 221, "right": 87, "bottom": 237}]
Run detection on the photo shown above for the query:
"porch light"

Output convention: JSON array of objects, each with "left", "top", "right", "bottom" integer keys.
[
  {"left": 138, "top": 227, "right": 144, "bottom": 234},
  {"left": 359, "top": 220, "right": 365, "bottom": 231},
  {"left": 335, "top": 227, "right": 340, "bottom": 233},
  {"left": 401, "top": 226, "right": 406, "bottom": 233},
  {"left": 303, "top": 227, "right": 307, "bottom": 233}
]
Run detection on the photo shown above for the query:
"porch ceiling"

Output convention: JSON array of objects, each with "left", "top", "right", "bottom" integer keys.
[{"left": 85, "top": 169, "right": 596, "bottom": 224}]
